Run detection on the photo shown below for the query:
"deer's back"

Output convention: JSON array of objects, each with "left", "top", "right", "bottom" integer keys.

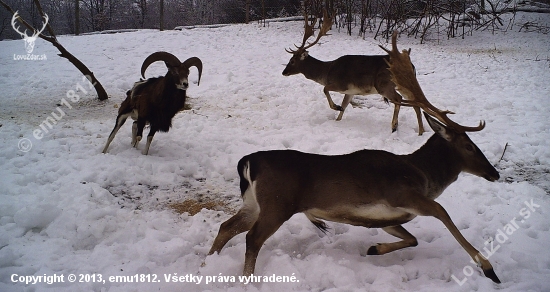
[{"left": 325, "top": 55, "right": 392, "bottom": 94}]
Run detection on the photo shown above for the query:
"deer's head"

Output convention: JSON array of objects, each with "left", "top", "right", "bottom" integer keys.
[{"left": 282, "top": 10, "right": 332, "bottom": 76}]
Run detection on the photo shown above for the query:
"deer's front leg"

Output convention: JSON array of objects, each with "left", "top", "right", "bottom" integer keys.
[
  {"left": 323, "top": 88, "right": 343, "bottom": 111},
  {"left": 400, "top": 196, "right": 501, "bottom": 284}
]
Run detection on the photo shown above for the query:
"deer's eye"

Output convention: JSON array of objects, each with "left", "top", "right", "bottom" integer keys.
[{"left": 465, "top": 144, "right": 474, "bottom": 152}]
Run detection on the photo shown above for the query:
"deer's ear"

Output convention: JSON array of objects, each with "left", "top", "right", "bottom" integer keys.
[
  {"left": 424, "top": 112, "right": 454, "bottom": 141},
  {"left": 300, "top": 51, "right": 309, "bottom": 60}
]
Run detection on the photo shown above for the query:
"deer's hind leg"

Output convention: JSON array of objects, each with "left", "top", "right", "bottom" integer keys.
[
  {"left": 336, "top": 94, "right": 354, "bottom": 121},
  {"left": 209, "top": 175, "right": 261, "bottom": 255},
  {"left": 377, "top": 80, "right": 402, "bottom": 133},
  {"left": 367, "top": 225, "right": 418, "bottom": 255},
  {"left": 208, "top": 209, "right": 257, "bottom": 255},
  {"left": 413, "top": 106, "right": 425, "bottom": 135},
  {"left": 243, "top": 209, "right": 291, "bottom": 276},
  {"left": 102, "top": 99, "right": 133, "bottom": 153}
]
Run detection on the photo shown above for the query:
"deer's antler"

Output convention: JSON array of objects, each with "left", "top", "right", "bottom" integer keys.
[
  {"left": 286, "top": 9, "right": 332, "bottom": 54},
  {"left": 379, "top": 31, "right": 485, "bottom": 133}
]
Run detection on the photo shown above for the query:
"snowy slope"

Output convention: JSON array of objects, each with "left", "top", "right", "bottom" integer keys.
[{"left": 0, "top": 12, "right": 549, "bottom": 292}]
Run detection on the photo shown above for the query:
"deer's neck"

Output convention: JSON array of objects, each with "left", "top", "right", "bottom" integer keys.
[
  {"left": 301, "top": 56, "right": 332, "bottom": 85},
  {"left": 406, "top": 135, "right": 463, "bottom": 199}
]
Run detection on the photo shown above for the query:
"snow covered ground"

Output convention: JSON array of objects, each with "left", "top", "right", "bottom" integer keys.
[{"left": 1, "top": 12, "right": 549, "bottom": 292}]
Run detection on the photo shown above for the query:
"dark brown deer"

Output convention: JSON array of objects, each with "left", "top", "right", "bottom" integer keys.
[
  {"left": 282, "top": 11, "right": 425, "bottom": 134},
  {"left": 209, "top": 33, "right": 500, "bottom": 283}
]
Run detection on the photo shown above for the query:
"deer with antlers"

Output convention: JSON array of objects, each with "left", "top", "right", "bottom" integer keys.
[
  {"left": 282, "top": 11, "right": 426, "bottom": 134},
  {"left": 209, "top": 31, "right": 500, "bottom": 283},
  {"left": 379, "top": 31, "right": 485, "bottom": 132},
  {"left": 11, "top": 11, "right": 48, "bottom": 54}
]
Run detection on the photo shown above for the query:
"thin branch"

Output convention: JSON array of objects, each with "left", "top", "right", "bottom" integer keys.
[
  {"left": 499, "top": 142, "right": 509, "bottom": 162},
  {"left": 33, "top": 0, "right": 56, "bottom": 39}
]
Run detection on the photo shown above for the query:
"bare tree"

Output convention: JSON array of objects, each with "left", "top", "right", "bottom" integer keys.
[
  {"left": 75, "top": 0, "right": 80, "bottom": 35},
  {"left": 135, "top": 0, "right": 147, "bottom": 28},
  {"left": 159, "top": 0, "right": 163, "bottom": 30},
  {"left": 1, "top": 0, "right": 536, "bottom": 40},
  {"left": 80, "top": 0, "right": 108, "bottom": 31},
  {"left": 246, "top": 0, "right": 250, "bottom": 23},
  {"left": 0, "top": 11, "right": 9, "bottom": 37}
]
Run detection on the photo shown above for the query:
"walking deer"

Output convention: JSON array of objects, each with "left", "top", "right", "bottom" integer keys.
[
  {"left": 209, "top": 32, "right": 500, "bottom": 283},
  {"left": 282, "top": 11, "right": 426, "bottom": 134},
  {"left": 379, "top": 31, "right": 485, "bottom": 132}
]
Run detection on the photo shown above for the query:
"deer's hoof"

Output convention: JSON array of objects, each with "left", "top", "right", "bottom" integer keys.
[
  {"left": 367, "top": 245, "right": 379, "bottom": 255},
  {"left": 483, "top": 268, "right": 501, "bottom": 284}
]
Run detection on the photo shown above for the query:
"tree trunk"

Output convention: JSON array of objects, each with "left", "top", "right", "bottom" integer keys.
[
  {"left": 160, "top": 0, "right": 164, "bottom": 31},
  {"left": 245, "top": 0, "right": 250, "bottom": 24},
  {"left": 261, "top": 0, "right": 265, "bottom": 25},
  {"left": 75, "top": 0, "right": 80, "bottom": 35}
]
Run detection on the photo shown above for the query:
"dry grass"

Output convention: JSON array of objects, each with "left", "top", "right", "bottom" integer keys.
[{"left": 169, "top": 198, "right": 232, "bottom": 216}]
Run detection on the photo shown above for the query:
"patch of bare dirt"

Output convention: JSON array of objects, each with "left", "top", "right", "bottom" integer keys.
[{"left": 169, "top": 198, "right": 233, "bottom": 216}]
